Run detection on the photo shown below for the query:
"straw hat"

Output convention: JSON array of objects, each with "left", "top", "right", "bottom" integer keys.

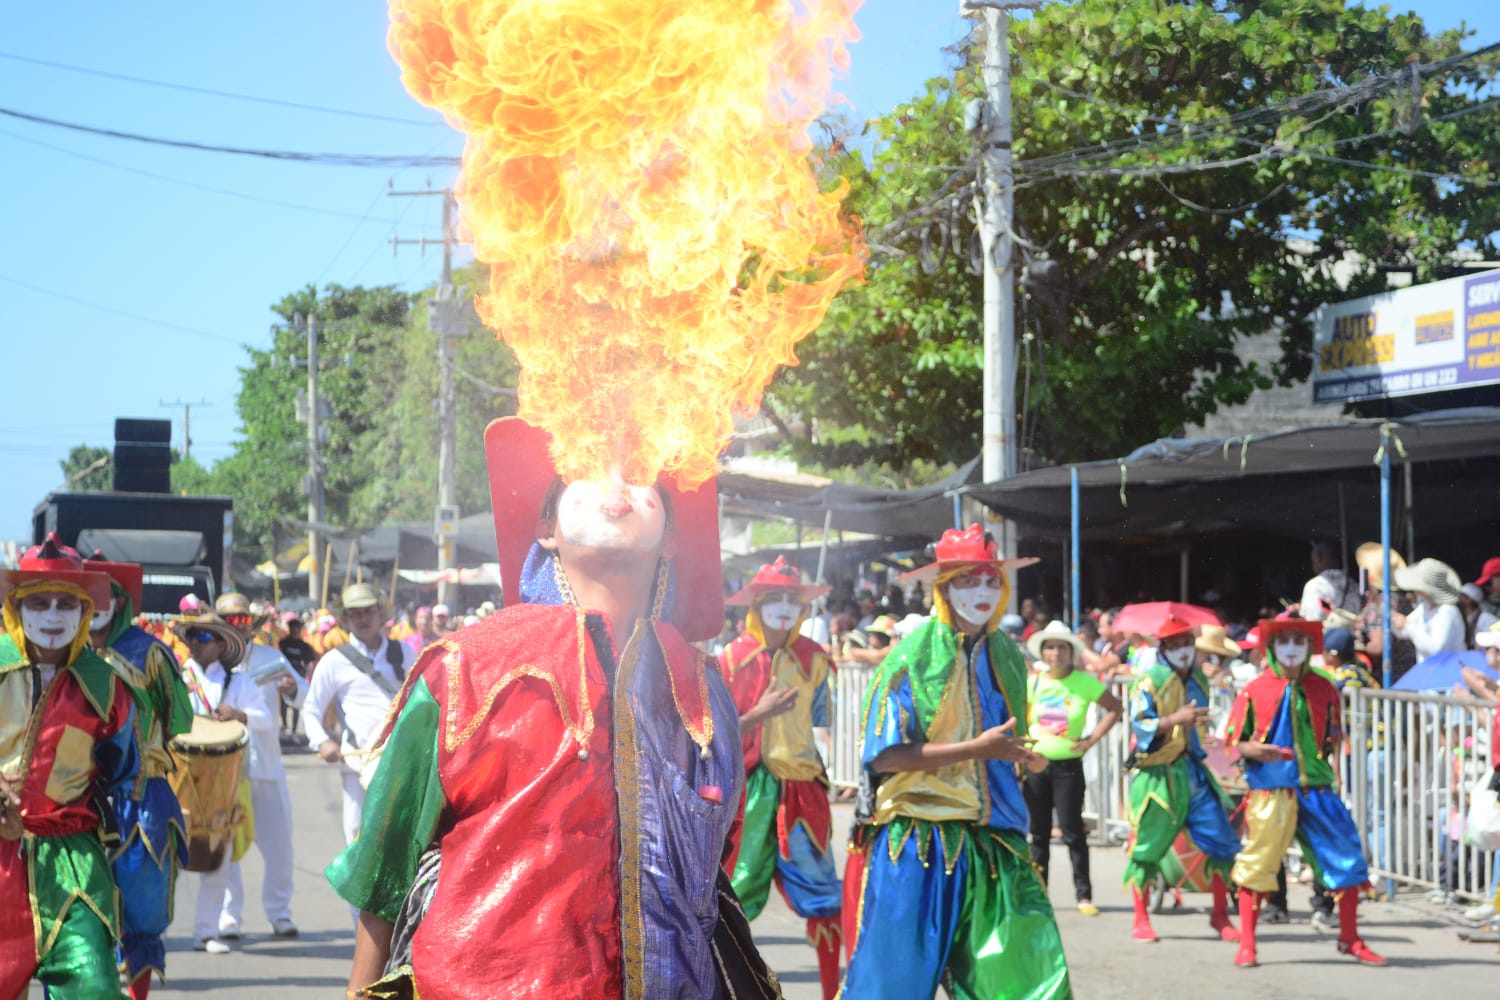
[
  {"left": 172, "top": 612, "right": 247, "bottom": 669},
  {"left": 1025, "top": 619, "right": 1087, "bottom": 661},
  {"left": 1195, "top": 624, "right": 1241, "bottom": 660},
  {"left": 1393, "top": 558, "right": 1462, "bottom": 606},
  {"left": 339, "top": 582, "right": 382, "bottom": 611},
  {"left": 215, "top": 591, "right": 271, "bottom": 628},
  {"left": 1354, "top": 542, "right": 1406, "bottom": 590}
]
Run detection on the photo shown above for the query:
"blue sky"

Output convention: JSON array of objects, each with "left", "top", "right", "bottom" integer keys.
[{"left": 0, "top": 2, "right": 1483, "bottom": 542}]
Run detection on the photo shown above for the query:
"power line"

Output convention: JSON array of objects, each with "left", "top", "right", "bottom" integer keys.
[
  {"left": 0, "top": 50, "right": 442, "bottom": 127},
  {"left": 0, "top": 106, "right": 461, "bottom": 167},
  {"left": 0, "top": 126, "right": 442, "bottom": 226},
  {"left": 0, "top": 273, "right": 247, "bottom": 346}
]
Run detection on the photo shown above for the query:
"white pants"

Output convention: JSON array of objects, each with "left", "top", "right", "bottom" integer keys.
[
  {"left": 194, "top": 777, "right": 295, "bottom": 940},
  {"left": 341, "top": 766, "right": 367, "bottom": 845}
]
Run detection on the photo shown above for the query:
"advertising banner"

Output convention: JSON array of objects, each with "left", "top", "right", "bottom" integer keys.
[{"left": 1310, "top": 270, "right": 1500, "bottom": 404}]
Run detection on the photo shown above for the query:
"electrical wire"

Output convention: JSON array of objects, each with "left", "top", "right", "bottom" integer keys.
[
  {"left": 0, "top": 273, "right": 247, "bottom": 346},
  {"left": 0, "top": 50, "right": 443, "bottom": 127},
  {"left": 0, "top": 106, "right": 461, "bottom": 167},
  {"left": 0, "top": 125, "right": 442, "bottom": 226}
]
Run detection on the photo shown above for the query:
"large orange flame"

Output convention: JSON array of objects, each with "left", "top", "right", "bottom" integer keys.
[{"left": 389, "top": 0, "right": 866, "bottom": 488}]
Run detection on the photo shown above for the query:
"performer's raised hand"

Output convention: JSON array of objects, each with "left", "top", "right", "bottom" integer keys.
[
  {"left": 0, "top": 774, "right": 22, "bottom": 841},
  {"left": 742, "top": 682, "right": 799, "bottom": 728},
  {"left": 971, "top": 718, "right": 1036, "bottom": 763}
]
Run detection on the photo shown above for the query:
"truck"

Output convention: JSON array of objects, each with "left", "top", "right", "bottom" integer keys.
[{"left": 32, "top": 491, "right": 235, "bottom": 615}]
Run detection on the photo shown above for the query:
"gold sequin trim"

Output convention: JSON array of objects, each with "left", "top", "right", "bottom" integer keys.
[
  {"left": 652, "top": 623, "right": 713, "bottom": 755},
  {"left": 441, "top": 642, "right": 595, "bottom": 755}
]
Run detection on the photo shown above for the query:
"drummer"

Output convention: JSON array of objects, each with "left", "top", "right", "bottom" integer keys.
[
  {"left": 174, "top": 612, "right": 273, "bottom": 954},
  {"left": 0, "top": 536, "right": 139, "bottom": 999}
]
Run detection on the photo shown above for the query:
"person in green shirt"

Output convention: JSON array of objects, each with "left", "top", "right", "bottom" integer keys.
[{"left": 1023, "top": 620, "right": 1123, "bottom": 916}]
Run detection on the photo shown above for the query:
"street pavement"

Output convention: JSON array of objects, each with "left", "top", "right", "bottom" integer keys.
[{"left": 43, "top": 747, "right": 1497, "bottom": 998}]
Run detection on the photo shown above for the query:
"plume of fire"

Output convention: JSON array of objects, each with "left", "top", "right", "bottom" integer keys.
[{"left": 388, "top": 0, "right": 866, "bottom": 488}]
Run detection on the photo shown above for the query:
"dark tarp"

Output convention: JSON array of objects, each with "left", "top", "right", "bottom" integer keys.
[
  {"left": 718, "top": 457, "right": 977, "bottom": 541},
  {"left": 962, "top": 407, "right": 1500, "bottom": 547}
]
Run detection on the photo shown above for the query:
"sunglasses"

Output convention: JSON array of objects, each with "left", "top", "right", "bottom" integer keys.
[
  {"left": 223, "top": 614, "right": 254, "bottom": 627},
  {"left": 185, "top": 630, "right": 222, "bottom": 645}
]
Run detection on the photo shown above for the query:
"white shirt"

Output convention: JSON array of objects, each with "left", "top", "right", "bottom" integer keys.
[
  {"left": 182, "top": 658, "right": 282, "bottom": 781},
  {"left": 1300, "top": 570, "right": 1360, "bottom": 622},
  {"left": 1394, "top": 600, "right": 1466, "bottom": 661},
  {"left": 302, "top": 634, "right": 404, "bottom": 754}
]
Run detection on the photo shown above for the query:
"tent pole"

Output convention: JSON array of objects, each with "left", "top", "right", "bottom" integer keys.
[
  {"left": 1071, "top": 466, "right": 1081, "bottom": 629},
  {"left": 1381, "top": 425, "right": 1393, "bottom": 690},
  {"left": 388, "top": 554, "right": 401, "bottom": 612},
  {"left": 814, "top": 509, "right": 833, "bottom": 585},
  {"left": 1179, "top": 545, "right": 1190, "bottom": 602},
  {"left": 1337, "top": 481, "right": 1348, "bottom": 575},
  {"left": 1403, "top": 461, "right": 1415, "bottom": 562},
  {"left": 952, "top": 493, "right": 962, "bottom": 530}
]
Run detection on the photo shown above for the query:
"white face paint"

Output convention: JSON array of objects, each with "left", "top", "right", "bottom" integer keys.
[
  {"left": 1164, "top": 645, "right": 1196, "bottom": 670},
  {"left": 946, "top": 572, "right": 1003, "bottom": 628},
  {"left": 1273, "top": 636, "right": 1310, "bottom": 669},
  {"left": 19, "top": 593, "right": 85, "bottom": 651},
  {"left": 89, "top": 599, "right": 116, "bottom": 633},
  {"left": 758, "top": 595, "right": 805, "bottom": 632},
  {"left": 554, "top": 477, "right": 667, "bottom": 553}
]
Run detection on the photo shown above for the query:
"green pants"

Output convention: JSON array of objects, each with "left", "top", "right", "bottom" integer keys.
[{"left": 1122, "top": 757, "right": 1239, "bottom": 892}]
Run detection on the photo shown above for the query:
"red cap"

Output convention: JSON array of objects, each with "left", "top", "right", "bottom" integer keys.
[
  {"left": 1475, "top": 557, "right": 1500, "bottom": 588},
  {"left": 1156, "top": 615, "right": 1196, "bottom": 642}
]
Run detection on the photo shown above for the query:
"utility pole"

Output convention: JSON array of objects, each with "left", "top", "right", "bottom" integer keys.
[
  {"left": 159, "top": 399, "right": 211, "bottom": 460},
  {"left": 963, "top": 1, "right": 1040, "bottom": 572},
  {"left": 389, "top": 180, "right": 466, "bottom": 606},
  {"left": 274, "top": 312, "right": 344, "bottom": 601}
]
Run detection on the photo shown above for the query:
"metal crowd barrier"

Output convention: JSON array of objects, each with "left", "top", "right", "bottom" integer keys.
[{"left": 825, "top": 663, "right": 1497, "bottom": 902}]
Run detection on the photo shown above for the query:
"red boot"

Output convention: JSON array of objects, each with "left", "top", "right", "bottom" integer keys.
[
  {"left": 808, "top": 915, "right": 842, "bottom": 1000},
  {"left": 1234, "top": 889, "right": 1260, "bottom": 967},
  {"left": 1209, "top": 874, "right": 1240, "bottom": 942},
  {"left": 1336, "top": 889, "right": 1387, "bottom": 966},
  {"left": 1131, "top": 886, "right": 1158, "bottom": 942},
  {"left": 128, "top": 972, "right": 152, "bottom": 1000}
]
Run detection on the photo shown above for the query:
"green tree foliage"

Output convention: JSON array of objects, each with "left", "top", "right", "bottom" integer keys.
[
  {"left": 771, "top": 0, "right": 1499, "bottom": 469},
  {"left": 58, "top": 444, "right": 113, "bottom": 492}
]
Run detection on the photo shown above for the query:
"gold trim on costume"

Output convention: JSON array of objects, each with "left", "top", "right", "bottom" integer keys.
[{"left": 612, "top": 625, "right": 646, "bottom": 1000}]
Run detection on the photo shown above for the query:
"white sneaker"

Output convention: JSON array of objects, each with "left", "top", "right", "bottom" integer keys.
[
  {"left": 194, "top": 938, "right": 231, "bottom": 954},
  {"left": 217, "top": 917, "right": 241, "bottom": 939},
  {"left": 1462, "top": 901, "right": 1496, "bottom": 923}
]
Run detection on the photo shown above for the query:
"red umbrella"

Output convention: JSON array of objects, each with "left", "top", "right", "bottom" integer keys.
[{"left": 1110, "top": 601, "right": 1222, "bottom": 639}]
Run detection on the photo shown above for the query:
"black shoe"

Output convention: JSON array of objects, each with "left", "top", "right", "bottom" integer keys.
[{"left": 1262, "top": 904, "right": 1291, "bottom": 925}]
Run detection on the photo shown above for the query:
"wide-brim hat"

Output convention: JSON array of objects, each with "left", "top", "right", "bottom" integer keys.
[
  {"left": 1195, "top": 624, "right": 1241, "bottom": 659},
  {"left": 1354, "top": 542, "right": 1406, "bottom": 589},
  {"left": 0, "top": 534, "right": 113, "bottom": 610},
  {"left": 81, "top": 553, "right": 144, "bottom": 611},
  {"left": 725, "top": 556, "right": 830, "bottom": 607},
  {"left": 485, "top": 417, "right": 723, "bottom": 643},
  {"left": 1026, "top": 619, "right": 1087, "bottom": 660},
  {"left": 1393, "top": 558, "right": 1462, "bottom": 606},
  {"left": 172, "top": 612, "right": 247, "bottom": 669},
  {"left": 1255, "top": 617, "right": 1323, "bottom": 653},
  {"left": 898, "top": 524, "right": 1039, "bottom": 585},
  {"left": 215, "top": 591, "right": 272, "bottom": 628}
]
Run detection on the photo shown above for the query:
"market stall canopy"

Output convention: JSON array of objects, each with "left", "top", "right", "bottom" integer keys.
[
  {"left": 718, "top": 457, "right": 979, "bottom": 541},
  {"left": 963, "top": 408, "right": 1500, "bottom": 544}
]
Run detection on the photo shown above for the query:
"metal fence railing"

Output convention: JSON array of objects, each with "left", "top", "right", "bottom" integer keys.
[{"left": 825, "top": 663, "right": 1498, "bottom": 902}]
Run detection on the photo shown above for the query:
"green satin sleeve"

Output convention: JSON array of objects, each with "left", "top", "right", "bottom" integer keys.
[{"left": 325, "top": 676, "right": 446, "bottom": 922}]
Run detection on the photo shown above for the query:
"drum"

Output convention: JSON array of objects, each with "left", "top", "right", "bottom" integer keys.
[{"left": 169, "top": 717, "right": 249, "bottom": 873}]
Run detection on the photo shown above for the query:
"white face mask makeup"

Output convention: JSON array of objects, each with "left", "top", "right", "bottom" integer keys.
[
  {"left": 90, "top": 602, "right": 115, "bottom": 633},
  {"left": 555, "top": 477, "right": 667, "bottom": 553},
  {"left": 1273, "top": 636, "right": 1310, "bottom": 669},
  {"left": 758, "top": 597, "right": 805, "bottom": 632},
  {"left": 20, "top": 594, "right": 85, "bottom": 651},
  {"left": 948, "top": 583, "right": 1002, "bottom": 628},
  {"left": 1163, "top": 645, "right": 1196, "bottom": 670}
]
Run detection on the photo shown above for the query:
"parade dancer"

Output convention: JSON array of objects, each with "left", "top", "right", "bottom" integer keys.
[
  {"left": 840, "top": 525, "right": 1071, "bottom": 1000},
  {"left": 722, "top": 557, "right": 842, "bottom": 999},
  {"left": 328, "top": 418, "right": 778, "bottom": 999},
  {"left": 1227, "top": 618, "right": 1385, "bottom": 968},
  {"left": 85, "top": 555, "right": 193, "bottom": 1000},
  {"left": 0, "top": 536, "right": 137, "bottom": 999},
  {"left": 1122, "top": 616, "right": 1243, "bottom": 944}
]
